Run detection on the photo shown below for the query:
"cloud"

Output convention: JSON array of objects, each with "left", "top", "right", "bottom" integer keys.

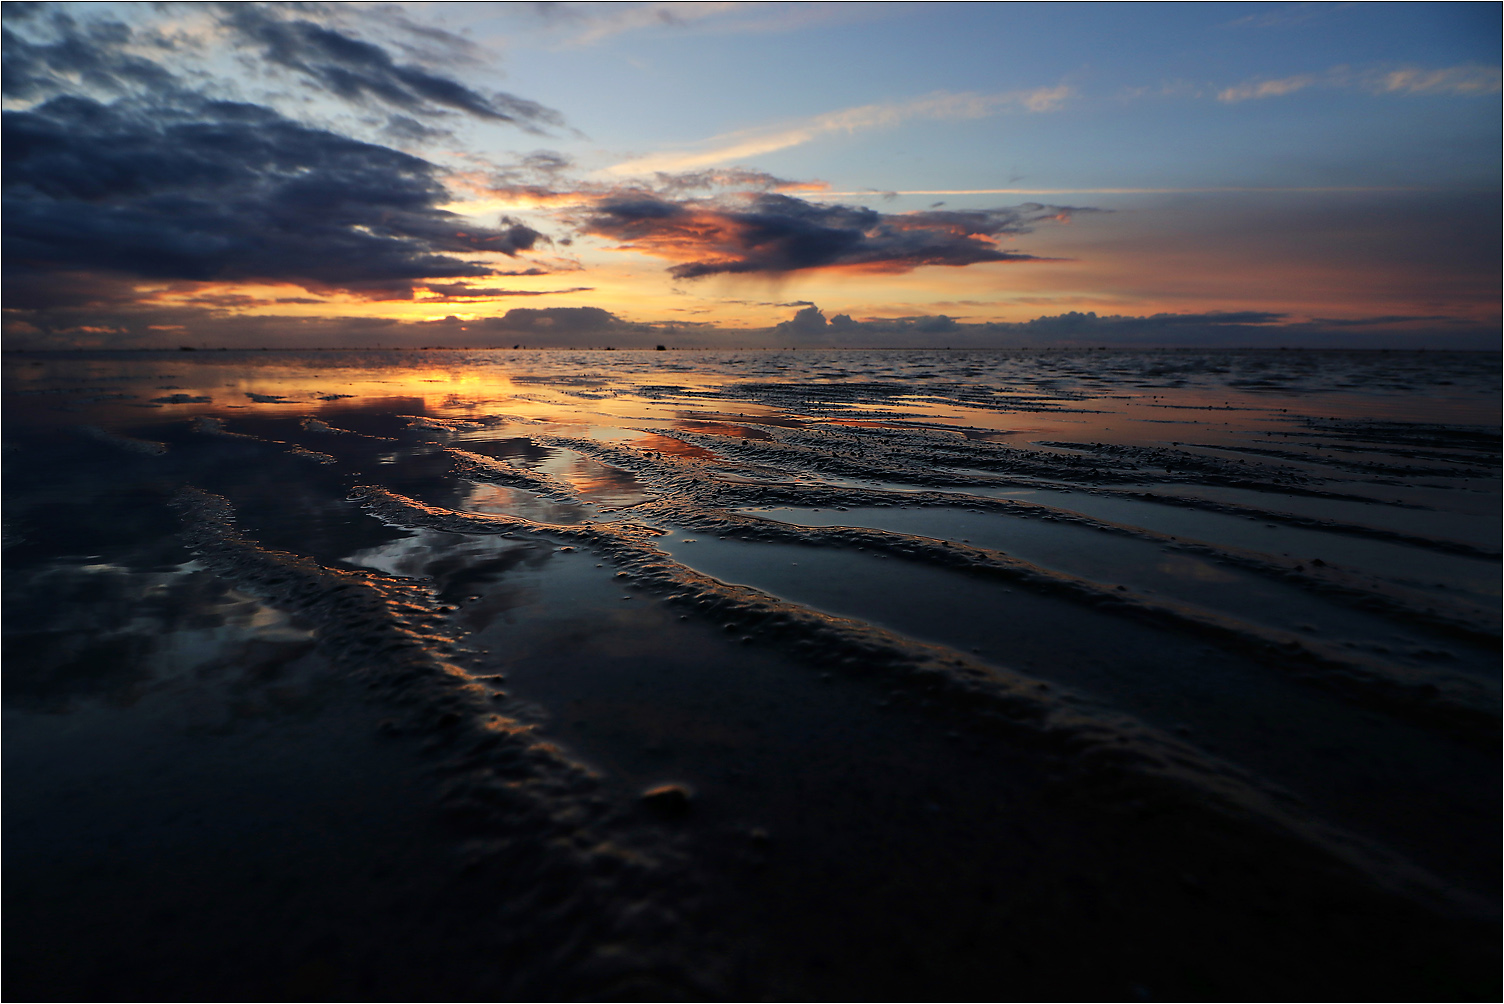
[
  {"left": 420, "top": 283, "right": 594, "bottom": 299},
  {"left": 1218, "top": 63, "right": 1500, "bottom": 102},
  {"left": 1371, "top": 65, "right": 1502, "bottom": 96},
  {"left": 1217, "top": 74, "right": 1320, "bottom": 102},
  {"left": 218, "top": 5, "right": 565, "bottom": 130},
  {"left": 6, "top": 293, "right": 1493, "bottom": 352},
  {"left": 3, "top": 94, "right": 548, "bottom": 292},
  {"left": 721, "top": 299, "right": 817, "bottom": 308},
  {"left": 606, "top": 87, "right": 1071, "bottom": 175},
  {"left": 469, "top": 305, "right": 638, "bottom": 335},
  {"left": 577, "top": 191, "right": 1088, "bottom": 278},
  {"left": 649, "top": 167, "right": 828, "bottom": 194},
  {"left": 0, "top": 268, "right": 152, "bottom": 311},
  {"left": 529, "top": 2, "right": 881, "bottom": 48},
  {"left": 455, "top": 162, "right": 827, "bottom": 214},
  {"left": 2, "top": 9, "right": 560, "bottom": 300},
  {"left": 533, "top": 2, "right": 747, "bottom": 47},
  {"left": 1220, "top": 3, "right": 1354, "bottom": 30},
  {"left": 452, "top": 165, "right": 1094, "bottom": 281},
  {"left": 773, "top": 304, "right": 835, "bottom": 336},
  {"left": 1307, "top": 314, "right": 1458, "bottom": 327},
  {"left": 754, "top": 306, "right": 1498, "bottom": 349},
  {"left": 1, "top": 5, "right": 180, "bottom": 102}
]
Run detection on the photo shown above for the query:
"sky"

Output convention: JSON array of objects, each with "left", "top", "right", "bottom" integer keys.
[{"left": 3, "top": 1, "right": 1500, "bottom": 349}]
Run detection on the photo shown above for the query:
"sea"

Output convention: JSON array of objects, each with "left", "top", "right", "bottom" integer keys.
[{"left": 4, "top": 347, "right": 1499, "bottom": 999}]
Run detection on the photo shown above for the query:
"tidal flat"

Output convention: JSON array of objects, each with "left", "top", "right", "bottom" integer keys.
[{"left": 4, "top": 347, "right": 1499, "bottom": 1000}]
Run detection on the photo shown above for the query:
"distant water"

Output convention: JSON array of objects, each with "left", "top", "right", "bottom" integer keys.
[{"left": 5, "top": 348, "right": 1499, "bottom": 999}]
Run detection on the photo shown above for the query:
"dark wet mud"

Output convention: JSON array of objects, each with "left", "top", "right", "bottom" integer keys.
[{"left": 4, "top": 348, "right": 1499, "bottom": 1000}]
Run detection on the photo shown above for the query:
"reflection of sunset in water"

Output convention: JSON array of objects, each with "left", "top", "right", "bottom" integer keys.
[
  {"left": 556, "top": 456, "right": 651, "bottom": 507},
  {"left": 10, "top": 350, "right": 1497, "bottom": 446},
  {"left": 632, "top": 433, "right": 722, "bottom": 459}
]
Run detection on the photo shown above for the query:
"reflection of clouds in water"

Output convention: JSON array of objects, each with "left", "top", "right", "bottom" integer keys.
[
  {"left": 343, "top": 529, "right": 558, "bottom": 631},
  {"left": 343, "top": 528, "right": 525, "bottom": 578},
  {"left": 4, "top": 559, "right": 314, "bottom": 709},
  {"left": 344, "top": 528, "right": 550, "bottom": 586},
  {"left": 461, "top": 481, "right": 594, "bottom": 524},
  {"left": 448, "top": 433, "right": 652, "bottom": 508},
  {"left": 562, "top": 455, "right": 649, "bottom": 506}
]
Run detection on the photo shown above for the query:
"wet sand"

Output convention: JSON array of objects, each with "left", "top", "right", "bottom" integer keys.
[{"left": 4, "top": 348, "right": 1499, "bottom": 999}]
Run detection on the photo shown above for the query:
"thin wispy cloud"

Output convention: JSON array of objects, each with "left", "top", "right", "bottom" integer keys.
[
  {"left": 535, "top": 2, "right": 745, "bottom": 47},
  {"left": 1217, "top": 74, "right": 1320, "bottom": 102},
  {"left": 606, "top": 87, "right": 1072, "bottom": 175},
  {"left": 1218, "top": 63, "right": 1500, "bottom": 102},
  {"left": 219, "top": 5, "right": 566, "bottom": 131},
  {"left": 1371, "top": 65, "right": 1502, "bottom": 96},
  {"left": 1220, "top": 3, "right": 1357, "bottom": 30},
  {"left": 531, "top": 2, "right": 884, "bottom": 48}
]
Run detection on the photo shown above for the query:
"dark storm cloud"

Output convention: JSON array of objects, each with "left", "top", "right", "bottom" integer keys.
[
  {"left": 578, "top": 192, "right": 1087, "bottom": 278},
  {"left": 2, "top": 4, "right": 568, "bottom": 311},
  {"left": 0, "top": 267, "right": 149, "bottom": 311},
  {"left": 3, "top": 94, "right": 547, "bottom": 292},
  {"left": 220, "top": 5, "right": 565, "bottom": 131}
]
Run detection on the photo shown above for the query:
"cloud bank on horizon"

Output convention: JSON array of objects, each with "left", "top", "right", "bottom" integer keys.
[{"left": 2, "top": 1, "right": 1499, "bottom": 350}]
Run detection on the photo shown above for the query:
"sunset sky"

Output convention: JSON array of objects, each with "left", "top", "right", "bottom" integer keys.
[{"left": 4, "top": 1, "right": 1500, "bottom": 348}]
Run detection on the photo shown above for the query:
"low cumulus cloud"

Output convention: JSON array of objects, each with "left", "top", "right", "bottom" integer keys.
[
  {"left": 578, "top": 192, "right": 1087, "bottom": 278},
  {"left": 1307, "top": 314, "right": 1459, "bottom": 327},
  {"left": 7, "top": 295, "right": 1492, "bottom": 351},
  {"left": 757, "top": 306, "right": 1496, "bottom": 349}
]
